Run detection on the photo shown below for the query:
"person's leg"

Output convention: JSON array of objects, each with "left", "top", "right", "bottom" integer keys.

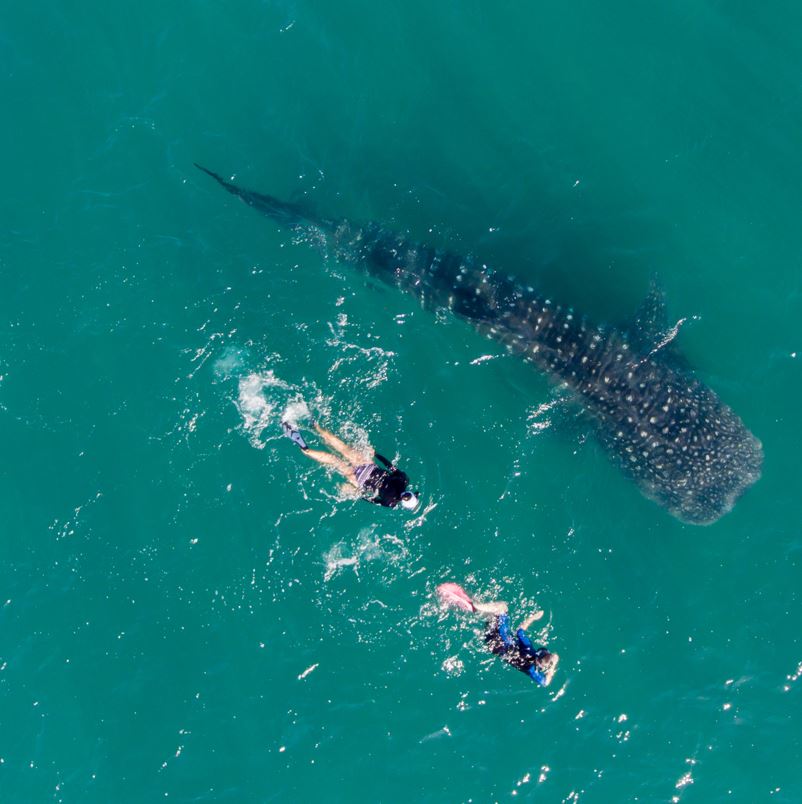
[
  {"left": 303, "top": 449, "right": 360, "bottom": 488},
  {"left": 313, "top": 423, "right": 371, "bottom": 467},
  {"left": 473, "top": 601, "right": 508, "bottom": 616}
]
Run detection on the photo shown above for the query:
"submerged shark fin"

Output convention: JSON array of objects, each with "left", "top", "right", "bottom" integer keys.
[
  {"left": 629, "top": 276, "right": 669, "bottom": 346},
  {"left": 626, "top": 276, "right": 696, "bottom": 368}
]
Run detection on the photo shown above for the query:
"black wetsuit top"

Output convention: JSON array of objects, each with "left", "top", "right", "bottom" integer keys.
[{"left": 358, "top": 453, "right": 409, "bottom": 508}]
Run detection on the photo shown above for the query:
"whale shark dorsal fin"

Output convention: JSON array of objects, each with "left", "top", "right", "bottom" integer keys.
[
  {"left": 627, "top": 277, "right": 672, "bottom": 352},
  {"left": 626, "top": 276, "right": 696, "bottom": 368},
  {"left": 630, "top": 276, "right": 668, "bottom": 345}
]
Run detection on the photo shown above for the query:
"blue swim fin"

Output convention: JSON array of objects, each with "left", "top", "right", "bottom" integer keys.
[{"left": 281, "top": 421, "right": 308, "bottom": 450}]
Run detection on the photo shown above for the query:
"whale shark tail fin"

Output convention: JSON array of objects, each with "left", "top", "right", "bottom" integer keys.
[
  {"left": 194, "top": 163, "right": 325, "bottom": 230},
  {"left": 193, "top": 163, "right": 235, "bottom": 191}
]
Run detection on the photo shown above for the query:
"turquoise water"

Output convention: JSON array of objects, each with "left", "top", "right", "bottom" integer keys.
[{"left": 2, "top": 1, "right": 801, "bottom": 801}]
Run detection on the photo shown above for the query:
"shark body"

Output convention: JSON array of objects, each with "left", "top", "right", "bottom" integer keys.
[{"left": 196, "top": 164, "right": 762, "bottom": 524}]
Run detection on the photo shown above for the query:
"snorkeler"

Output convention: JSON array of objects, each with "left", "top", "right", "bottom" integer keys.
[
  {"left": 437, "top": 583, "right": 559, "bottom": 686},
  {"left": 282, "top": 419, "right": 420, "bottom": 510}
]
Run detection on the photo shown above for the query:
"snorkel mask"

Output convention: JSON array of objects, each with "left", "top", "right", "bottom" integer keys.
[{"left": 400, "top": 491, "right": 420, "bottom": 511}]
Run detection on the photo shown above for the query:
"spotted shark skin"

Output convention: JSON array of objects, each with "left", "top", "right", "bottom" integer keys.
[{"left": 195, "top": 165, "right": 763, "bottom": 524}]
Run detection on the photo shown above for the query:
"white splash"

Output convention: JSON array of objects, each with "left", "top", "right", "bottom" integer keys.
[
  {"left": 441, "top": 656, "right": 464, "bottom": 676},
  {"left": 511, "top": 770, "right": 533, "bottom": 795},
  {"left": 322, "top": 530, "right": 409, "bottom": 582},
  {"left": 783, "top": 661, "right": 802, "bottom": 692},
  {"left": 420, "top": 725, "right": 451, "bottom": 743},
  {"left": 235, "top": 371, "right": 289, "bottom": 448},
  {"left": 213, "top": 345, "right": 248, "bottom": 380},
  {"left": 671, "top": 758, "right": 697, "bottom": 801},
  {"left": 675, "top": 771, "right": 694, "bottom": 790},
  {"left": 651, "top": 317, "right": 688, "bottom": 355},
  {"left": 635, "top": 315, "right": 701, "bottom": 369},
  {"left": 297, "top": 663, "right": 319, "bottom": 680},
  {"left": 404, "top": 500, "right": 438, "bottom": 531},
  {"left": 469, "top": 354, "right": 498, "bottom": 365},
  {"left": 282, "top": 398, "right": 311, "bottom": 426},
  {"left": 323, "top": 553, "right": 359, "bottom": 582},
  {"left": 527, "top": 398, "right": 563, "bottom": 433}
]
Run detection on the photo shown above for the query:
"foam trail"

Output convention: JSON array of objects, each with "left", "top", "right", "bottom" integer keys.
[
  {"left": 282, "top": 398, "right": 311, "bottom": 426},
  {"left": 213, "top": 345, "right": 249, "bottom": 380},
  {"left": 236, "top": 370, "right": 289, "bottom": 448},
  {"left": 323, "top": 529, "right": 410, "bottom": 582}
]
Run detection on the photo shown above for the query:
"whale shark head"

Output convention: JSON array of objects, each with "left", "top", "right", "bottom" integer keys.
[{"left": 598, "top": 363, "right": 763, "bottom": 525}]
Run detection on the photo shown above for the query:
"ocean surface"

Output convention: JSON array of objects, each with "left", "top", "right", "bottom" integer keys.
[{"left": 2, "top": 2, "right": 801, "bottom": 801}]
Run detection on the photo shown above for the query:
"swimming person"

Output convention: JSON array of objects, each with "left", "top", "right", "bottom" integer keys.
[
  {"left": 282, "top": 419, "right": 420, "bottom": 510},
  {"left": 437, "top": 583, "right": 559, "bottom": 686}
]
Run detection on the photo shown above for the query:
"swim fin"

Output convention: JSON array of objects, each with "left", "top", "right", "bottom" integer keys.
[
  {"left": 281, "top": 421, "right": 308, "bottom": 450},
  {"left": 436, "top": 583, "right": 477, "bottom": 613}
]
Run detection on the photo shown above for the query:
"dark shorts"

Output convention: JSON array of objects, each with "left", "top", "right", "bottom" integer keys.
[
  {"left": 354, "top": 463, "right": 381, "bottom": 489},
  {"left": 484, "top": 613, "right": 516, "bottom": 655},
  {"left": 353, "top": 464, "right": 408, "bottom": 508}
]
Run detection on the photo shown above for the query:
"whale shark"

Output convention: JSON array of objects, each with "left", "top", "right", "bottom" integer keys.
[{"left": 195, "top": 164, "right": 762, "bottom": 525}]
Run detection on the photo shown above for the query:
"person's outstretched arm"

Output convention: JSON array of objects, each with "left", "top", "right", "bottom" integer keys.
[
  {"left": 373, "top": 451, "right": 395, "bottom": 470},
  {"left": 472, "top": 600, "right": 508, "bottom": 616}
]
